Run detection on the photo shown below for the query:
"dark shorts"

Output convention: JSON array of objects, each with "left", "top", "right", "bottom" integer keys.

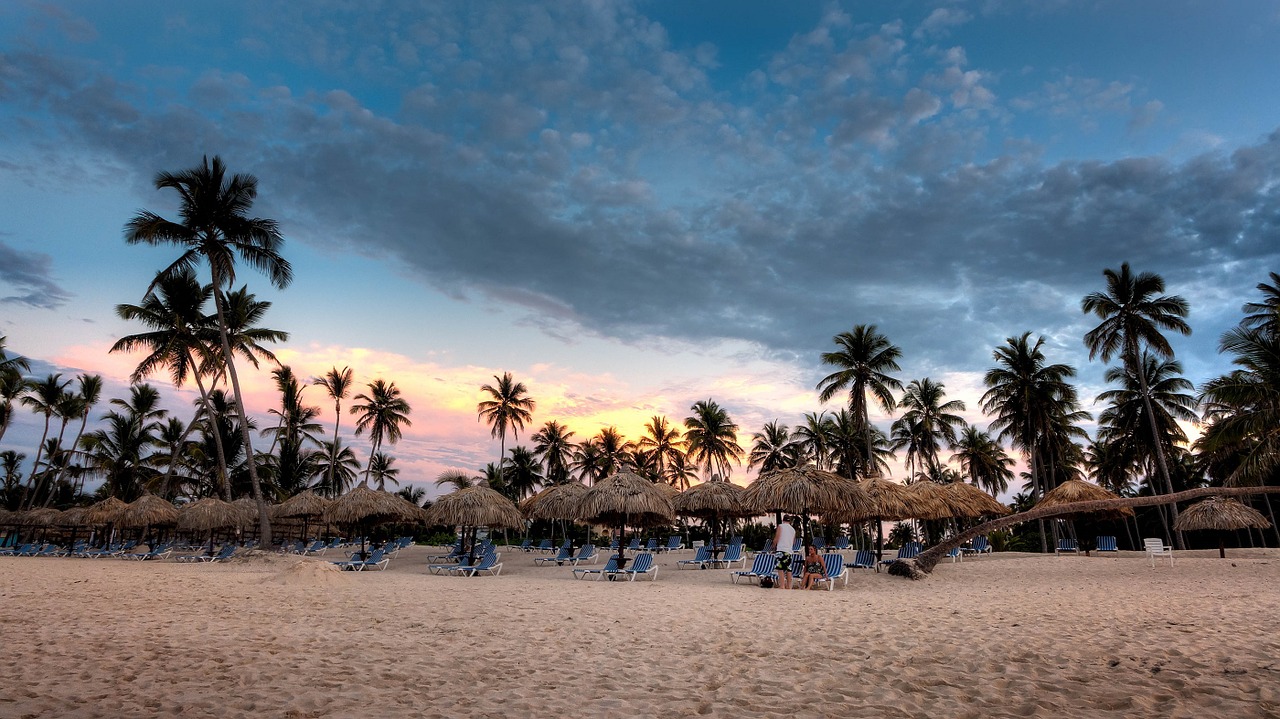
[{"left": 775, "top": 551, "right": 792, "bottom": 571}]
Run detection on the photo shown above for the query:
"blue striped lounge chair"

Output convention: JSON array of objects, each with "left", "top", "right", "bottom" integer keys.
[
  {"left": 731, "top": 552, "right": 778, "bottom": 585},
  {"left": 962, "top": 536, "right": 992, "bottom": 557},
  {"left": 833, "top": 536, "right": 850, "bottom": 550},
  {"left": 711, "top": 543, "right": 747, "bottom": 569},
  {"left": 615, "top": 552, "right": 657, "bottom": 581},
  {"left": 641, "top": 538, "right": 659, "bottom": 553},
  {"left": 659, "top": 535, "right": 683, "bottom": 553},
  {"left": 846, "top": 549, "right": 876, "bottom": 570},
  {"left": 813, "top": 553, "right": 848, "bottom": 590},
  {"left": 567, "top": 544, "right": 598, "bottom": 566},
  {"left": 626, "top": 538, "right": 642, "bottom": 552},
  {"left": 812, "top": 536, "right": 826, "bottom": 550},
  {"left": 1056, "top": 538, "right": 1078, "bottom": 555},
  {"left": 177, "top": 544, "right": 237, "bottom": 563},
  {"left": 882, "top": 542, "right": 922, "bottom": 566},
  {"left": 1096, "top": 536, "right": 1118, "bottom": 553},
  {"left": 753, "top": 539, "right": 775, "bottom": 558},
  {"left": 534, "top": 542, "right": 574, "bottom": 566},
  {"left": 534, "top": 539, "right": 554, "bottom": 553},
  {"left": 574, "top": 555, "right": 619, "bottom": 580},
  {"left": 946, "top": 546, "right": 963, "bottom": 563},
  {"left": 426, "top": 543, "right": 465, "bottom": 563},
  {"left": 451, "top": 550, "right": 501, "bottom": 577},
  {"left": 791, "top": 538, "right": 803, "bottom": 553},
  {"left": 429, "top": 552, "right": 474, "bottom": 575},
  {"left": 511, "top": 538, "right": 533, "bottom": 552},
  {"left": 123, "top": 545, "right": 173, "bottom": 561},
  {"left": 336, "top": 548, "right": 389, "bottom": 571},
  {"left": 677, "top": 546, "right": 713, "bottom": 569}
]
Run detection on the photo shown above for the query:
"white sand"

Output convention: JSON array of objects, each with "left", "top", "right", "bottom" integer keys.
[{"left": 1, "top": 545, "right": 1278, "bottom": 718}]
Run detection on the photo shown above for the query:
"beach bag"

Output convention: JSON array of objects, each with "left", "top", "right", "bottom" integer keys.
[{"left": 759, "top": 576, "right": 774, "bottom": 589}]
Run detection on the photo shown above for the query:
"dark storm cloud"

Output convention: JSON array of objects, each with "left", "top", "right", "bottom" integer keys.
[
  {"left": 0, "top": 240, "right": 70, "bottom": 309},
  {"left": 2, "top": 2, "right": 1277, "bottom": 387}
]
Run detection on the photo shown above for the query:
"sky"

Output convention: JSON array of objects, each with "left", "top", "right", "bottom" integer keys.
[{"left": 2, "top": 1, "right": 1279, "bottom": 500}]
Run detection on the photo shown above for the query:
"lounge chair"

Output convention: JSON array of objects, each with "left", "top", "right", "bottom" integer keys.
[
  {"left": 296, "top": 540, "right": 327, "bottom": 555},
  {"left": 640, "top": 538, "right": 659, "bottom": 553},
  {"left": 573, "top": 555, "right": 619, "bottom": 580},
  {"left": 710, "top": 543, "right": 747, "bottom": 569},
  {"left": 567, "top": 544, "right": 598, "bottom": 566},
  {"left": 336, "top": 548, "right": 389, "bottom": 571},
  {"left": 731, "top": 552, "right": 778, "bottom": 585},
  {"left": 533, "top": 542, "right": 574, "bottom": 566},
  {"left": 812, "top": 553, "right": 848, "bottom": 590},
  {"left": 533, "top": 539, "right": 553, "bottom": 553},
  {"left": 882, "top": 542, "right": 922, "bottom": 566},
  {"left": 1144, "top": 538, "right": 1173, "bottom": 568},
  {"left": 451, "top": 551, "right": 501, "bottom": 577},
  {"left": 429, "top": 553, "right": 472, "bottom": 575},
  {"left": 425, "top": 543, "right": 465, "bottom": 563},
  {"left": 123, "top": 545, "right": 172, "bottom": 561},
  {"left": 1096, "top": 536, "right": 1118, "bottom": 553},
  {"left": 846, "top": 549, "right": 876, "bottom": 570},
  {"left": 811, "top": 537, "right": 826, "bottom": 550},
  {"left": 0, "top": 543, "right": 35, "bottom": 557},
  {"left": 677, "top": 546, "right": 713, "bottom": 569},
  {"left": 791, "top": 538, "right": 803, "bottom": 553},
  {"left": 614, "top": 552, "right": 658, "bottom": 581},
  {"left": 962, "top": 536, "right": 992, "bottom": 557},
  {"left": 510, "top": 538, "right": 533, "bottom": 552},
  {"left": 946, "top": 547, "right": 963, "bottom": 563},
  {"left": 658, "top": 536, "right": 683, "bottom": 553},
  {"left": 833, "top": 537, "right": 850, "bottom": 550},
  {"left": 176, "top": 544, "right": 237, "bottom": 563},
  {"left": 1055, "top": 538, "right": 1079, "bottom": 555}
]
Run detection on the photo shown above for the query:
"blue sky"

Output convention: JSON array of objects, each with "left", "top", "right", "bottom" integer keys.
[{"left": 2, "top": 1, "right": 1279, "bottom": 498}]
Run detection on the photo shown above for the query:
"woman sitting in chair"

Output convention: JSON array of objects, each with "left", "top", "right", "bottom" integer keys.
[{"left": 801, "top": 544, "right": 826, "bottom": 590}]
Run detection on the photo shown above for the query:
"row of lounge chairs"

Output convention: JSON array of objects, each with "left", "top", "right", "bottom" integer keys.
[
  {"left": 729, "top": 552, "right": 849, "bottom": 590},
  {"left": 573, "top": 552, "right": 658, "bottom": 581}
]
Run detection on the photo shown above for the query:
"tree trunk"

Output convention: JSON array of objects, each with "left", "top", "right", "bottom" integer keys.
[
  {"left": 887, "top": 484, "right": 1280, "bottom": 579},
  {"left": 211, "top": 281, "right": 272, "bottom": 546},
  {"left": 1129, "top": 340, "right": 1182, "bottom": 548},
  {"left": 22, "top": 415, "right": 52, "bottom": 510}
]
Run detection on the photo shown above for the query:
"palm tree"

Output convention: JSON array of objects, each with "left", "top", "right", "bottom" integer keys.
[
  {"left": 0, "top": 336, "right": 31, "bottom": 446},
  {"left": 816, "top": 325, "right": 903, "bottom": 478},
  {"left": 19, "top": 374, "right": 71, "bottom": 508},
  {"left": 1096, "top": 353, "right": 1198, "bottom": 480},
  {"left": 368, "top": 452, "right": 400, "bottom": 491},
  {"left": 594, "top": 427, "right": 633, "bottom": 472},
  {"left": 1197, "top": 327, "right": 1280, "bottom": 485},
  {"left": 59, "top": 374, "right": 103, "bottom": 496},
  {"left": 793, "top": 411, "right": 832, "bottom": 470},
  {"left": 571, "top": 438, "right": 609, "bottom": 485},
  {"left": 1083, "top": 263, "right": 1191, "bottom": 545},
  {"left": 310, "top": 438, "right": 359, "bottom": 498},
  {"left": 396, "top": 484, "right": 427, "bottom": 507},
  {"left": 80, "top": 397, "right": 165, "bottom": 502},
  {"left": 683, "top": 399, "right": 744, "bottom": 480},
  {"left": 891, "top": 379, "right": 965, "bottom": 479},
  {"left": 1, "top": 450, "right": 25, "bottom": 510},
  {"left": 635, "top": 416, "right": 686, "bottom": 484},
  {"left": 951, "top": 424, "right": 1015, "bottom": 496},
  {"left": 126, "top": 155, "right": 293, "bottom": 543},
  {"left": 501, "top": 446, "right": 543, "bottom": 500},
  {"left": 113, "top": 268, "right": 235, "bottom": 498},
  {"left": 1241, "top": 271, "right": 1280, "bottom": 337},
  {"left": 313, "top": 366, "right": 354, "bottom": 494},
  {"left": 476, "top": 372, "right": 536, "bottom": 488},
  {"left": 748, "top": 420, "right": 802, "bottom": 474},
  {"left": 532, "top": 420, "right": 576, "bottom": 484},
  {"left": 435, "top": 469, "right": 477, "bottom": 492},
  {"left": 350, "top": 379, "right": 412, "bottom": 484}
]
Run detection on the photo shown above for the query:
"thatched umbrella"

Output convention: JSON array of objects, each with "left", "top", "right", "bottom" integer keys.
[
  {"left": 118, "top": 494, "right": 180, "bottom": 528},
  {"left": 744, "top": 467, "right": 873, "bottom": 550},
  {"left": 272, "top": 490, "right": 331, "bottom": 541},
  {"left": 179, "top": 497, "right": 242, "bottom": 556},
  {"left": 524, "top": 482, "right": 589, "bottom": 547},
  {"left": 672, "top": 479, "right": 754, "bottom": 559},
  {"left": 324, "top": 482, "right": 424, "bottom": 559},
  {"left": 83, "top": 497, "right": 128, "bottom": 526},
  {"left": 941, "top": 482, "right": 1011, "bottom": 519},
  {"left": 824, "top": 477, "right": 914, "bottom": 563},
  {"left": 902, "top": 481, "right": 957, "bottom": 521},
  {"left": 425, "top": 482, "right": 523, "bottom": 565},
  {"left": 1038, "top": 480, "right": 1134, "bottom": 517},
  {"left": 574, "top": 470, "right": 675, "bottom": 568},
  {"left": 1174, "top": 497, "right": 1272, "bottom": 558}
]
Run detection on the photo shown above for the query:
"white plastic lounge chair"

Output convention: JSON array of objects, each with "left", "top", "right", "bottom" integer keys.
[
  {"left": 813, "top": 553, "right": 848, "bottom": 590},
  {"left": 1144, "top": 538, "right": 1173, "bottom": 568},
  {"left": 731, "top": 552, "right": 778, "bottom": 585},
  {"left": 677, "top": 546, "right": 712, "bottom": 569},
  {"left": 1096, "top": 536, "right": 1118, "bottom": 553}
]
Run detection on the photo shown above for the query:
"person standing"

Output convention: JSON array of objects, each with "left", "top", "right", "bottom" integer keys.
[{"left": 772, "top": 517, "right": 796, "bottom": 589}]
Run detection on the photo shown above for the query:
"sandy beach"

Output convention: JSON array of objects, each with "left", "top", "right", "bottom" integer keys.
[{"left": 2, "top": 545, "right": 1278, "bottom": 718}]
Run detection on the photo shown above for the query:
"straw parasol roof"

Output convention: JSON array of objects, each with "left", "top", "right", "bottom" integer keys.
[
  {"left": 523, "top": 482, "right": 589, "bottom": 521},
  {"left": 230, "top": 497, "right": 263, "bottom": 529},
  {"left": 324, "top": 483, "right": 423, "bottom": 525},
  {"left": 672, "top": 479, "right": 753, "bottom": 520},
  {"left": 424, "top": 483, "right": 523, "bottom": 530},
  {"left": 1174, "top": 497, "right": 1271, "bottom": 532},
  {"left": 900, "top": 481, "right": 956, "bottom": 520},
  {"left": 271, "top": 490, "right": 330, "bottom": 520},
  {"left": 83, "top": 496, "right": 129, "bottom": 526},
  {"left": 826, "top": 477, "right": 913, "bottom": 523},
  {"left": 743, "top": 467, "right": 873, "bottom": 518},
  {"left": 1037, "top": 480, "right": 1135, "bottom": 518},
  {"left": 57, "top": 506, "right": 89, "bottom": 527},
  {"left": 117, "top": 494, "right": 180, "bottom": 528},
  {"left": 941, "top": 482, "right": 1012, "bottom": 518},
  {"left": 178, "top": 497, "right": 243, "bottom": 532},
  {"left": 20, "top": 507, "right": 63, "bottom": 526},
  {"left": 574, "top": 470, "right": 676, "bottom": 528}
]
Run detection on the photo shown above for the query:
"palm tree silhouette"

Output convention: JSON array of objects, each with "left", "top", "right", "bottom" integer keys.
[
  {"left": 683, "top": 399, "right": 744, "bottom": 481},
  {"left": 351, "top": 379, "right": 412, "bottom": 486},
  {"left": 951, "top": 423, "right": 1015, "bottom": 496},
  {"left": 817, "top": 325, "right": 903, "bottom": 478},
  {"left": 891, "top": 378, "right": 965, "bottom": 480},
  {"left": 748, "top": 420, "right": 802, "bottom": 474},
  {"left": 313, "top": 366, "right": 354, "bottom": 495},
  {"left": 532, "top": 420, "right": 576, "bottom": 484},
  {"left": 126, "top": 156, "right": 292, "bottom": 543},
  {"left": 477, "top": 372, "right": 535, "bottom": 488},
  {"left": 19, "top": 374, "right": 71, "bottom": 509},
  {"left": 636, "top": 416, "right": 686, "bottom": 484}
]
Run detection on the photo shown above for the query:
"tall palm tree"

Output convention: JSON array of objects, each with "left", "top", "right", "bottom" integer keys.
[
  {"left": 1096, "top": 353, "right": 1198, "bottom": 482},
  {"left": 313, "top": 366, "right": 354, "bottom": 494},
  {"left": 793, "top": 411, "right": 832, "bottom": 470},
  {"left": 571, "top": 437, "right": 609, "bottom": 485},
  {"left": 950, "top": 424, "right": 1015, "bottom": 496},
  {"left": 816, "top": 325, "right": 903, "bottom": 478},
  {"left": 891, "top": 379, "right": 965, "bottom": 479},
  {"left": 1, "top": 450, "right": 25, "bottom": 510},
  {"left": 1196, "top": 327, "right": 1280, "bottom": 486},
  {"left": 435, "top": 469, "right": 477, "bottom": 492},
  {"left": 532, "top": 420, "right": 576, "bottom": 484},
  {"left": 748, "top": 420, "right": 802, "bottom": 475},
  {"left": 683, "top": 399, "right": 744, "bottom": 480},
  {"left": 58, "top": 374, "right": 103, "bottom": 497},
  {"left": 1082, "top": 263, "right": 1191, "bottom": 544},
  {"left": 635, "top": 416, "right": 686, "bottom": 484},
  {"left": 476, "top": 372, "right": 536, "bottom": 488},
  {"left": 501, "top": 446, "right": 544, "bottom": 500},
  {"left": 18, "top": 374, "right": 71, "bottom": 508},
  {"left": 594, "top": 427, "right": 633, "bottom": 473},
  {"left": 80, "top": 397, "right": 165, "bottom": 502},
  {"left": 396, "top": 484, "right": 427, "bottom": 507},
  {"left": 126, "top": 155, "right": 293, "bottom": 543},
  {"left": 350, "top": 379, "right": 412, "bottom": 485},
  {"left": 0, "top": 336, "right": 31, "bottom": 446},
  {"left": 310, "top": 438, "right": 359, "bottom": 498},
  {"left": 113, "top": 268, "right": 234, "bottom": 498}
]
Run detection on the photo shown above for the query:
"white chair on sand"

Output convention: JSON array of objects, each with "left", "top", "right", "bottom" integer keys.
[{"left": 1144, "top": 538, "right": 1173, "bottom": 568}]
